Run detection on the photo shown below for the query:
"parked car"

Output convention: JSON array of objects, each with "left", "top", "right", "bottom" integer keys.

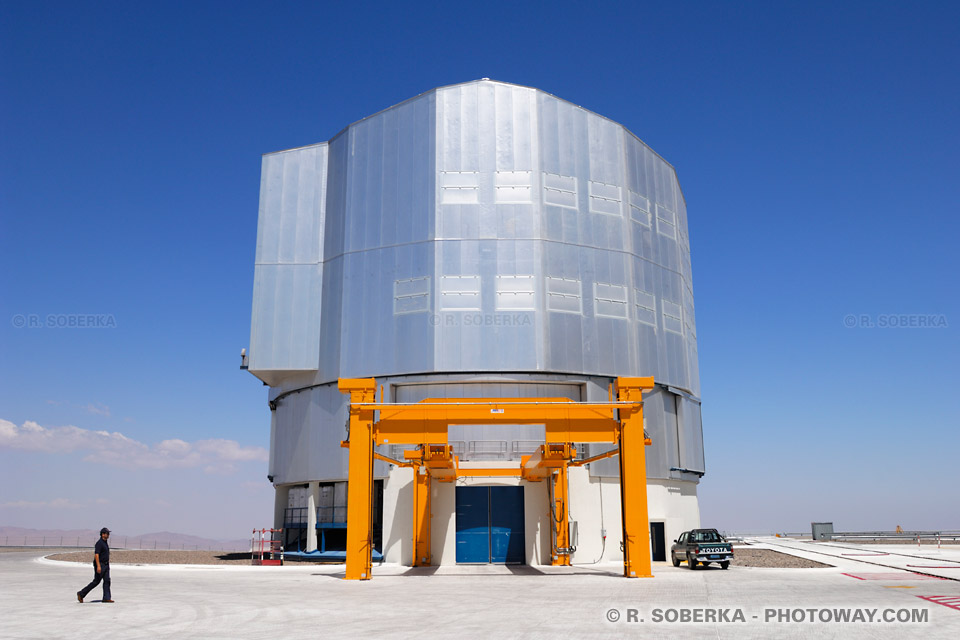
[{"left": 670, "top": 529, "right": 733, "bottom": 569}]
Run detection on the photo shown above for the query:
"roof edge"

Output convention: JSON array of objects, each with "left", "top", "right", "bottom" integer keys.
[{"left": 261, "top": 78, "right": 685, "bottom": 206}]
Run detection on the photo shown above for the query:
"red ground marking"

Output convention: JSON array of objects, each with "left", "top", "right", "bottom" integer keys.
[
  {"left": 842, "top": 553, "right": 889, "bottom": 556},
  {"left": 917, "top": 596, "right": 960, "bottom": 611},
  {"left": 842, "top": 573, "right": 945, "bottom": 581}
]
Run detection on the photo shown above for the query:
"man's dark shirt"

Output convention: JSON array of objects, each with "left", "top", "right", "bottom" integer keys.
[{"left": 95, "top": 538, "right": 109, "bottom": 565}]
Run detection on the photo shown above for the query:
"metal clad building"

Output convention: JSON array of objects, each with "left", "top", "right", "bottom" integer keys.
[{"left": 247, "top": 80, "right": 704, "bottom": 564}]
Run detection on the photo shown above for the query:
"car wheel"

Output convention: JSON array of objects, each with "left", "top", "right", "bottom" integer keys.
[
  {"left": 687, "top": 553, "right": 697, "bottom": 569},
  {"left": 720, "top": 561, "right": 730, "bottom": 570},
  {"left": 672, "top": 553, "right": 680, "bottom": 567}
]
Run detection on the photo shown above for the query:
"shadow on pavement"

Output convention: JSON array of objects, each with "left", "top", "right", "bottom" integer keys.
[{"left": 401, "top": 566, "right": 440, "bottom": 576}]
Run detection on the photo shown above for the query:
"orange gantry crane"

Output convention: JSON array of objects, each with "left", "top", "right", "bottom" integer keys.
[{"left": 338, "top": 376, "right": 655, "bottom": 580}]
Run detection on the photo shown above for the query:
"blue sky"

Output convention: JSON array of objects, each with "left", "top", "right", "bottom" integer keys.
[{"left": 1, "top": 1, "right": 957, "bottom": 539}]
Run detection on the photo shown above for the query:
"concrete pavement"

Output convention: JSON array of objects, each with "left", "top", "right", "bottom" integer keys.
[{"left": 2, "top": 538, "right": 959, "bottom": 639}]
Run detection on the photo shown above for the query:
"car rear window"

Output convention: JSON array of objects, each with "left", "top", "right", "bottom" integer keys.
[{"left": 693, "top": 531, "right": 721, "bottom": 542}]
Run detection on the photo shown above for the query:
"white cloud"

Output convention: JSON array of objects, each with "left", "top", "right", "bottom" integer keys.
[
  {"left": 82, "top": 403, "right": 111, "bottom": 418},
  {"left": 0, "top": 498, "right": 83, "bottom": 510},
  {"left": 0, "top": 419, "right": 267, "bottom": 474},
  {"left": 43, "top": 399, "right": 111, "bottom": 417}
]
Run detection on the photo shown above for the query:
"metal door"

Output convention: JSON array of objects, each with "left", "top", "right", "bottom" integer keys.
[
  {"left": 456, "top": 486, "right": 525, "bottom": 564},
  {"left": 490, "top": 486, "right": 525, "bottom": 563},
  {"left": 455, "top": 486, "right": 490, "bottom": 563},
  {"left": 650, "top": 521, "right": 666, "bottom": 561}
]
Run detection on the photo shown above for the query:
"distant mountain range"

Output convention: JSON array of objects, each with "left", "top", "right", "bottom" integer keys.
[{"left": 0, "top": 526, "right": 250, "bottom": 551}]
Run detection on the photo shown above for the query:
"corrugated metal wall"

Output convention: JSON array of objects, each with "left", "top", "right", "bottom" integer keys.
[
  {"left": 250, "top": 80, "right": 704, "bottom": 484},
  {"left": 249, "top": 143, "right": 327, "bottom": 372}
]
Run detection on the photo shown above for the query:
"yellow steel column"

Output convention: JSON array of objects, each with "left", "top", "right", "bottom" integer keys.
[
  {"left": 340, "top": 379, "right": 377, "bottom": 580},
  {"left": 412, "top": 465, "right": 432, "bottom": 566},
  {"left": 552, "top": 462, "right": 571, "bottom": 566},
  {"left": 617, "top": 377, "right": 654, "bottom": 578}
]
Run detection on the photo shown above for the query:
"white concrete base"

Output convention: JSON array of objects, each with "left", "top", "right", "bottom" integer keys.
[{"left": 380, "top": 466, "right": 701, "bottom": 566}]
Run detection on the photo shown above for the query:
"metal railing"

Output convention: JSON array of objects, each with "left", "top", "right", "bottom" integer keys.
[
  {"left": 720, "top": 530, "right": 960, "bottom": 544},
  {"left": 0, "top": 536, "right": 249, "bottom": 551},
  {"left": 829, "top": 530, "right": 960, "bottom": 544},
  {"left": 284, "top": 506, "right": 348, "bottom": 527},
  {"left": 468, "top": 440, "right": 508, "bottom": 460},
  {"left": 512, "top": 440, "right": 543, "bottom": 457},
  {"left": 385, "top": 440, "right": 594, "bottom": 462}
]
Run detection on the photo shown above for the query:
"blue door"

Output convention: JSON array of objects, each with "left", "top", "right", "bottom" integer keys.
[
  {"left": 455, "top": 486, "right": 525, "bottom": 564},
  {"left": 455, "top": 486, "right": 490, "bottom": 563},
  {"left": 490, "top": 486, "right": 525, "bottom": 563}
]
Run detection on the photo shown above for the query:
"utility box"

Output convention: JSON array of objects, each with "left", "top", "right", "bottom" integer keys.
[
  {"left": 812, "top": 522, "right": 834, "bottom": 541},
  {"left": 287, "top": 485, "right": 308, "bottom": 509},
  {"left": 333, "top": 482, "right": 348, "bottom": 522}
]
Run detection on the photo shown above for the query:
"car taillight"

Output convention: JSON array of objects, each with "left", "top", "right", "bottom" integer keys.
[{"left": 694, "top": 545, "right": 700, "bottom": 554}]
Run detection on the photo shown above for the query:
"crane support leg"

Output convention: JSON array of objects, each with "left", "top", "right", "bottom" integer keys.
[
  {"left": 412, "top": 465, "right": 432, "bottom": 566},
  {"left": 340, "top": 378, "right": 377, "bottom": 580},
  {"left": 552, "top": 462, "right": 571, "bottom": 566},
  {"left": 618, "top": 377, "right": 654, "bottom": 578}
]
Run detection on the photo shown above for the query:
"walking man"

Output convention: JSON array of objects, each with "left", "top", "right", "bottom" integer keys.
[{"left": 77, "top": 527, "right": 113, "bottom": 603}]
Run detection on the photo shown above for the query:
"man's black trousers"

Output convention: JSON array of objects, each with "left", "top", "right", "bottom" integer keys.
[{"left": 79, "top": 564, "right": 111, "bottom": 601}]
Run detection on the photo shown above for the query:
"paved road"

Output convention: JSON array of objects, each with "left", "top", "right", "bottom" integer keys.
[
  {"left": 3, "top": 540, "right": 959, "bottom": 639},
  {"left": 754, "top": 537, "right": 960, "bottom": 579}
]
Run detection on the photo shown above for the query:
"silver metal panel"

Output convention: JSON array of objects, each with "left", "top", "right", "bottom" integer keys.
[
  {"left": 330, "top": 91, "right": 437, "bottom": 380},
  {"left": 496, "top": 275, "right": 536, "bottom": 310},
  {"left": 495, "top": 171, "right": 533, "bottom": 203},
  {"left": 677, "top": 396, "right": 705, "bottom": 473},
  {"left": 270, "top": 384, "right": 343, "bottom": 484},
  {"left": 270, "top": 383, "right": 393, "bottom": 484},
  {"left": 322, "top": 134, "right": 348, "bottom": 263},
  {"left": 339, "top": 93, "right": 436, "bottom": 255},
  {"left": 394, "top": 276, "right": 431, "bottom": 314},
  {"left": 250, "top": 264, "right": 322, "bottom": 371},
  {"left": 594, "top": 282, "right": 628, "bottom": 318},
  {"left": 544, "top": 173, "right": 578, "bottom": 209},
  {"left": 588, "top": 385, "right": 693, "bottom": 481},
  {"left": 251, "top": 80, "right": 702, "bottom": 485},
  {"left": 339, "top": 244, "right": 436, "bottom": 379},
  {"left": 249, "top": 145, "right": 327, "bottom": 372},
  {"left": 439, "top": 275, "right": 481, "bottom": 310},
  {"left": 318, "top": 484, "right": 334, "bottom": 509},
  {"left": 546, "top": 277, "right": 582, "bottom": 314},
  {"left": 395, "top": 380, "right": 580, "bottom": 402},
  {"left": 255, "top": 144, "right": 326, "bottom": 265},
  {"left": 317, "top": 256, "right": 343, "bottom": 382},
  {"left": 588, "top": 181, "right": 622, "bottom": 216}
]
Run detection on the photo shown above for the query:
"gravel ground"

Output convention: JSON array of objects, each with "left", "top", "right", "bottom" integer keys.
[
  {"left": 47, "top": 550, "right": 253, "bottom": 565},
  {"left": 44, "top": 547, "right": 830, "bottom": 568},
  {"left": 730, "top": 548, "right": 832, "bottom": 568}
]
